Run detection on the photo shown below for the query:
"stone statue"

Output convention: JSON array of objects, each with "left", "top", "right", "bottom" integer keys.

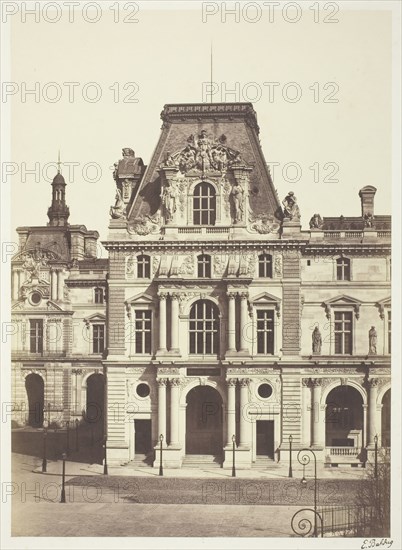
[
  {"left": 109, "top": 189, "right": 126, "bottom": 219},
  {"left": 231, "top": 181, "right": 244, "bottom": 223},
  {"left": 282, "top": 191, "right": 300, "bottom": 221},
  {"left": 161, "top": 181, "right": 177, "bottom": 222},
  {"left": 369, "top": 326, "right": 377, "bottom": 354},
  {"left": 364, "top": 212, "right": 374, "bottom": 228},
  {"left": 309, "top": 213, "right": 324, "bottom": 229},
  {"left": 312, "top": 326, "right": 322, "bottom": 354}
]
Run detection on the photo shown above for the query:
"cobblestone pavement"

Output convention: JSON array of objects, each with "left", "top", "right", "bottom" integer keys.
[{"left": 8, "top": 453, "right": 365, "bottom": 538}]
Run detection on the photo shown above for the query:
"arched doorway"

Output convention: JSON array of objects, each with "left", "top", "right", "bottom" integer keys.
[
  {"left": 86, "top": 374, "right": 105, "bottom": 435},
  {"left": 186, "top": 386, "right": 223, "bottom": 455},
  {"left": 381, "top": 389, "right": 391, "bottom": 447},
  {"left": 325, "top": 386, "right": 363, "bottom": 447},
  {"left": 25, "top": 373, "right": 44, "bottom": 427}
]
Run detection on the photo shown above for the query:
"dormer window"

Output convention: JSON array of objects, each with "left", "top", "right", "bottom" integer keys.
[
  {"left": 94, "top": 287, "right": 104, "bottom": 304},
  {"left": 258, "top": 254, "right": 272, "bottom": 278},
  {"left": 193, "top": 182, "right": 216, "bottom": 226},
  {"left": 197, "top": 254, "right": 211, "bottom": 278},
  {"left": 137, "top": 255, "right": 151, "bottom": 278},
  {"left": 336, "top": 257, "right": 350, "bottom": 281}
]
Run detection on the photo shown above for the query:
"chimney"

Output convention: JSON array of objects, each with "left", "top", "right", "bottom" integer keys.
[{"left": 358, "top": 186, "right": 377, "bottom": 217}]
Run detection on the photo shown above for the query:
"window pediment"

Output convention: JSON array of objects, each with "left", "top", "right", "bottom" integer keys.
[
  {"left": 375, "top": 297, "right": 391, "bottom": 319},
  {"left": 125, "top": 292, "right": 154, "bottom": 306},
  {"left": 84, "top": 313, "right": 106, "bottom": 324},
  {"left": 251, "top": 292, "right": 281, "bottom": 317},
  {"left": 322, "top": 295, "right": 362, "bottom": 319}
]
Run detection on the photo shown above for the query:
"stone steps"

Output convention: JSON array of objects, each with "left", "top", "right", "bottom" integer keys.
[{"left": 182, "top": 455, "right": 222, "bottom": 468}]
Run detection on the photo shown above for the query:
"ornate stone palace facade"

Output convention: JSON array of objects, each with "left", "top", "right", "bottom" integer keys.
[{"left": 11, "top": 103, "right": 391, "bottom": 470}]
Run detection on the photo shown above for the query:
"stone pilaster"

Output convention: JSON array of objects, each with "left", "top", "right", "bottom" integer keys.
[
  {"left": 169, "top": 378, "right": 180, "bottom": 447},
  {"left": 157, "top": 378, "right": 167, "bottom": 446},
  {"left": 226, "top": 292, "right": 236, "bottom": 353},
  {"left": 157, "top": 293, "right": 167, "bottom": 353},
  {"left": 226, "top": 378, "right": 237, "bottom": 446},
  {"left": 239, "top": 378, "right": 251, "bottom": 448}
]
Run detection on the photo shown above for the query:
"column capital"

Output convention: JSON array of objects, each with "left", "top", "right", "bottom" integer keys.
[
  {"left": 170, "top": 292, "right": 180, "bottom": 301},
  {"left": 158, "top": 292, "right": 168, "bottom": 301},
  {"left": 239, "top": 291, "right": 249, "bottom": 300},
  {"left": 239, "top": 378, "right": 251, "bottom": 387},
  {"left": 301, "top": 378, "right": 310, "bottom": 387},
  {"left": 227, "top": 378, "right": 237, "bottom": 387},
  {"left": 170, "top": 378, "right": 181, "bottom": 387},
  {"left": 157, "top": 378, "right": 168, "bottom": 387},
  {"left": 310, "top": 378, "right": 322, "bottom": 387},
  {"left": 227, "top": 292, "right": 237, "bottom": 300},
  {"left": 368, "top": 378, "right": 379, "bottom": 388}
]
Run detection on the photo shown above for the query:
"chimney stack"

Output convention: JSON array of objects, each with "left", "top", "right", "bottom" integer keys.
[{"left": 358, "top": 186, "right": 377, "bottom": 217}]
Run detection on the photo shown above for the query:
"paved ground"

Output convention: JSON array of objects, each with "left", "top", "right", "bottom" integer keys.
[{"left": 8, "top": 452, "right": 369, "bottom": 538}]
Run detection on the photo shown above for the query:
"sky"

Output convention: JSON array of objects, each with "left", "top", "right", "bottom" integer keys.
[{"left": 7, "top": 1, "right": 395, "bottom": 254}]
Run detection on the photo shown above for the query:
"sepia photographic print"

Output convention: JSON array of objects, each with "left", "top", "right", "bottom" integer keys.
[{"left": 1, "top": 1, "right": 401, "bottom": 549}]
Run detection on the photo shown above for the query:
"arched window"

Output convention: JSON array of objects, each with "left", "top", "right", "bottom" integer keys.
[
  {"left": 137, "top": 255, "right": 151, "bottom": 278},
  {"left": 258, "top": 254, "right": 272, "bottom": 278},
  {"left": 193, "top": 182, "right": 216, "bottom": 226},
  {"left": 197, "top": 254, "right": 211, "bottom": 278},
  {"left": 336, "top": 257, "right": 350, "bottom": 281},
  {"left": 189, "top": 300, "right": 219, "bottom": 355},
  {"left": 94, "top": 287, "right": 104, "bottom": 304}
]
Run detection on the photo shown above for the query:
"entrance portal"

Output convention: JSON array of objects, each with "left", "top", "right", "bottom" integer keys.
[
  {"left": 25, "top": 373, "right": 44, "bottom": 427},
  {"left": 186, "top": 386, "right": 223, "bottom": 455},
  {"left": 256, "top": 420, "right": 274, "bottom": 458},
  {"left": 135, "top": 420, "right": 152, "bottom": 454}
]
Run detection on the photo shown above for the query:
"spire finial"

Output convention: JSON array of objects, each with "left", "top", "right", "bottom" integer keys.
[{"left": 57, "top": 150, "right": 61, "bottom": 173}]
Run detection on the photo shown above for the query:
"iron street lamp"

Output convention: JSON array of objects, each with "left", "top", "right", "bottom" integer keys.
[
  {"left": 374, "top": 434, "right": 378, "bottom": 478},
  {"left": 103, "top": 437, "right": 108, "bottom": 475},
  {"left": 288, "top": 434, "right": 293, "bottom": 478},
  {"left": 65, "top": 420, "right": 70, "bottom": 456},
  {"left": 42, "top": 421, "right": 48, "bottom": 473},
  {"left": 60, "top": 452, "right": 67, "bottom": 503},
  {"left": 75, "top": 419, "right": 79, "bottom": 452},
  {"left": 232, "top": 434, "right": 236, "bottom": 477},
  {"left": 159, "top": 434, "right": 164, "bottom": 477}
]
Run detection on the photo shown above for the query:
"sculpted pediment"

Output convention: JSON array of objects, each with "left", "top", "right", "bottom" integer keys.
[{"left": 161, "top": 130, "right": 246, "bottom": 177}]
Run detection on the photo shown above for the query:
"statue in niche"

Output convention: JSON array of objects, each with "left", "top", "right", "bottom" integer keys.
[
  {"left": 231, "top": 181, "right": 244, "bottom": 223},
  {"left": 309, "top": 213, "right": 324, "bottom": 229},
  {"left": 369, "top": 326, "right": 377, "bottom": 355},
  {"left": 312, "top": 326, "right": 322, "bottom": 354},
  {"left": 282, "top": 191, "right": 300, "bottom": 221},
  {"left": 161, "top": 181, "right": 178, "bottom": 222},
  {"left": 109, "top": 188, "right": 126, "bottom": 219}
]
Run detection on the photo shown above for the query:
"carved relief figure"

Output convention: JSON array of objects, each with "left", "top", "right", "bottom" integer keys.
[
  {"left": 309, "top": 213, "right": 324, "bottom": 229},
  {"left": 312, "top": 326, "right": 322, "bottom": 354},
  {"left": 109, "top": 189, "right": 126, "bottom": 219},
  {"left": 231, "top": 181, "right": 244, "bottom": 223},
  {"left": 161, "top": 181, "right": 178, "bottom": 222},
  {"left": 369, "top": 326, "right": 377, "bottom": 354},
  {"left": 282, "top": 191, "right": 300, "bottom": 221}
]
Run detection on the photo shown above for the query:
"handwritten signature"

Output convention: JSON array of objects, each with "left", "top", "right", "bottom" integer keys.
[{"left": 361, "top": 539, "right": 393, "bottom": 549}]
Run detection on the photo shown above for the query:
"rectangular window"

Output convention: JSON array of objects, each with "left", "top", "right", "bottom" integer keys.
[
  {"left": 93, "top": 324, "right": 105, "bottom": 354},
  {"left": 336, "top": 258, "right": 350, "bottom": 281},
  {"left": 387, "top": 310, "right": 391, "bottom": 353},
  {"left": 94, "top": 288, "right": 104, "bottom": 304},
  {"left": 256, "top": 310, "right": 275, "bottom": 354},
  {"left": 29, "top": 319, "right": 43, "bottom": 353},
  {"left": 334, "top": 312, "right": 353, "bottom": 354},
  {"left": 135, "top": 310, "right": 152, "bottom": 354}
]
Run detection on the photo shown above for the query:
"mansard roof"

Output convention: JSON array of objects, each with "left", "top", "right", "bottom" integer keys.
[{"left": 127, "top": 102, "right": 282, "bottom": 223}]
